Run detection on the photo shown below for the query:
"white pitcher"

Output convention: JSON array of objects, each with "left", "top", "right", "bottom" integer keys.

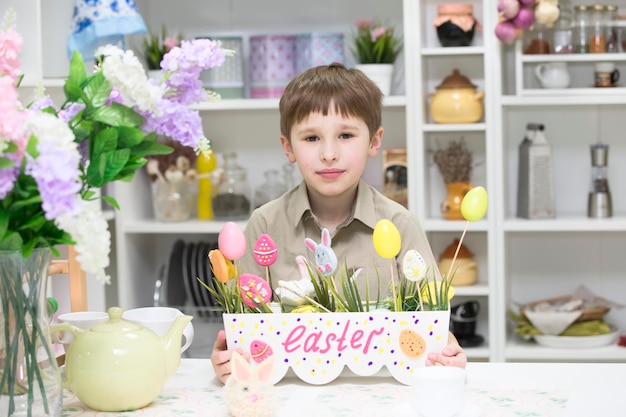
[{"left": 535, "top": 62, "right": 570, "bottom": 89}]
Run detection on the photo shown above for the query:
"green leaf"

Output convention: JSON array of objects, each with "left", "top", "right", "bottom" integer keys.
[
  {"left": 68, "top": 51, "right": 87, "bottom": 86},
  {"left": 71, "top": 119, "right": 93, "bottom": 142},
  {"left": 64, "top": 80, "right": 87, "bottom": 103},
  {"left": 117, "top": 126, "right": 147, "bottom": 148},
  {"left": 0, "top": 209, "right": 9, "bottom": 241},
  {"left": 92, "top": 128, "right": 118, "bottom": 156},
  {"left": 130, "top": 141, "right": 174, "bottom": 158},
  {"left": 92, "top": 102, "right": 144, "bottom": 127},
  {"left": 0, "top": 156, "right": 15, "bottom": 169},
  {"left": 0, "top": 232, "right": 22, "bottom": 251},
  {"left": 102, "top": 149, "right": 131, "bottom": 183},
  {"left": 101, "top": 195, "right": 120, "bottom": 210},
  {"left": 83, "top": 72, "right": 112, "bottom": 108}
]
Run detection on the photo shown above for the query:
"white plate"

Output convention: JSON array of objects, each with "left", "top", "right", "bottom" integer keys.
[{"left": 533, "top": 326, "right": 619, "bottom": 348}]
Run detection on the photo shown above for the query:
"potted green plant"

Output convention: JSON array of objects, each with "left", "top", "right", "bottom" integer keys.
[
  {"left": 352, "top": 18, "right": 403, "bottom": 95},
  {"left": 142, "top": 25, "right": 183, "bottom": 72}
]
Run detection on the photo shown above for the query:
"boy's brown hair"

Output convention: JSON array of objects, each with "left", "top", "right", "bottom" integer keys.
[{"left": 279, "top": 62, "right": 383, "bottom": 142}]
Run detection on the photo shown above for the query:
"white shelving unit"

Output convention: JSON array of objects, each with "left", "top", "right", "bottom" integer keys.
[
  {"left": 15, "top": 0, "right": 626, "bottom": 364},
  {"left": 495, "top": 0, "right": 626, "bottom": 363}
]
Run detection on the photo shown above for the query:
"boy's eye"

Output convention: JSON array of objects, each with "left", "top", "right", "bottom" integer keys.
[
  {"left": 339, "top": 133, "right": 353, "bottom": 139},
  {"left": 304, "top": 135, "right": 319, "bottom": 142}
]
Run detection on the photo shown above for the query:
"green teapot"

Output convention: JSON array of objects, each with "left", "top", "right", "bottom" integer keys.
[{"left": 52, "top": 306, "right": 193, "bottom": 412}]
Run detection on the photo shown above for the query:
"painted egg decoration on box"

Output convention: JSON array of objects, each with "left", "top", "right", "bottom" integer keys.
[
  {"left": 253, "top": 234, "right": 278, "bottom": 266},
  {"left": 250, "top": 340, "right": 274, "bottom": 363},
  {"left": 402, "top": 249, "right": 427, "bottom": 282},
  {"left": 238, "top": 273, "right": 272, "bottom": 309}
]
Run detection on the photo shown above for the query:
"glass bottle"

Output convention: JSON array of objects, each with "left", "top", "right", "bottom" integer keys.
[
  {"left": 573, "top": 5, "right": 591, "bottom": 53},
  {"left": 589, "top": 5, "right": 607, "bottom": 53},
  {"left": 605, "top": 5, "right": 618, "bottom": 53},
  {"left": 588, "top": 143, "right": 612, "bottom": 218},
  {"left": 254, "top": 169, "right": 287, "bottom": 208},
  {"left": 196, "top": 151, "right": 217, "bottom": 220},
  {"left": 553, "top": 0, "right": 573, "bottom": 54},
  {"left": 523, "top": 23, "right": 552, "bottom": 54},
  {"left": 212, "top": 152, "right": 251, "bottom": 220}
]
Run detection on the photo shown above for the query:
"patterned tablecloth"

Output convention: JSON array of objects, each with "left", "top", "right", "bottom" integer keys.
[{"left": 61, "top": 384, "right": 569, "bottom": 417}]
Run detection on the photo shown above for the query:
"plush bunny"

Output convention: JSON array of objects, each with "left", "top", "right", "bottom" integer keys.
[
  {"left": 224, "top": 351, "right": 276, "bottom": 417},
  {"left": 304, "top": 228, "right": 338, "bottom": 276},
  {"left": 275, "top": 255, "right": 315, "bottom": 307}
]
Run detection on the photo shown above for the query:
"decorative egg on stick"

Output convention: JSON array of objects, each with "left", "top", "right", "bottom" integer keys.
[
  {"left": 238, "top": 273, "right": 273, "bottom": 311},
  {"left": 218, "top": 222, "right": 246, "bottom": 261},
  {"left": 445, "top": 186, "right": 488, "bottom": 285},
  {"left": 402, "top": 249, "right": 427, "bottom": 311},
  {"left": 373, "top": 219, "right": 402, "bottom": 311},
  {"left": 253, "top": 234, "right": 278, "bottom": 292}
]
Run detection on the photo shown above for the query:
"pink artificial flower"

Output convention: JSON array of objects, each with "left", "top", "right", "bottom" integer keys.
[
  {"left": 355, "top": 19, "right": 372, "bottom": 29},
  {"left": 0, "top": 27, "right": 22, "bottom": 82},
  {"left": 370, "top": 27, "right": 387, "bottom": 43},
  {"left": 0, "top": 76, "right": 28, "bottom": 154},
  {"left": 163, "top": 36, "right": 180, "bottom": 51}
]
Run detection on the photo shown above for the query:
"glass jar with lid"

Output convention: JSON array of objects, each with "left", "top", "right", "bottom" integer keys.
[
  {"left": 212, "top": 152, "right": 251, "bottom": 220},
  {"left": 589, "top": 5, "right": 607, "bottom": 53},
  {"left": 552, "top": 0, "right": 573, "bottom": 53},
  {"left": 254, "top": 169, "right": 287, "bottom": 208},
  {"left": 605, "top": 5, "right": 618, "bottom": 52},
  {"left": 573, "top": 5, "right": 591, "bottom": 53}
]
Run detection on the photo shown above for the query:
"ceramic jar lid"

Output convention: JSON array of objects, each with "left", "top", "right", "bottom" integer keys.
[
  {"left": 439, "top": 239, "right": 474, "bottom": 260},
  {"left": 433, "top": 4, "right": 478, "bottom": 32},
  {"left": 435, "top": 69, "right": 476, "bottom": 89}
]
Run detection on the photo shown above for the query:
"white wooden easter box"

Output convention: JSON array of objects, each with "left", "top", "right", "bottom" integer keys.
[{"left": 223, "top": 309, "right": 450, "bottom": 385}]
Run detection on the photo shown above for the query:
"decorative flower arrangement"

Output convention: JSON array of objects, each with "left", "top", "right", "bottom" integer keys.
[
  {"left": 433, "top": 139, "right": 473, "bottom": 184},
  {"left": 142, "top": 25, "right": 184, "bottom": 70},
  {"left": 352, "top": 18, "right": 403, "bottom": 64},
  {"left": 0, "top": 7, "right": 230, "bottom": 414},
  {"left": 201, "top": 187, "right": 488, "bottom": 315}
]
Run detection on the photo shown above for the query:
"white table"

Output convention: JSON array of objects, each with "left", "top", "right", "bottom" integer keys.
[{"left": 62, "top": 359, "right": 626, "bottom": 416}]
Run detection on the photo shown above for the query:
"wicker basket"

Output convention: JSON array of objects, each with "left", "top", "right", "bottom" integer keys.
[{"left": 520, "top": 295, "right": 610, "bottom": 323}]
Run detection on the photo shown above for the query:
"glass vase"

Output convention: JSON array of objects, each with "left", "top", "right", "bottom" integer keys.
[{"left": 0, "top": 248, "right": 62, "bottom": 417}]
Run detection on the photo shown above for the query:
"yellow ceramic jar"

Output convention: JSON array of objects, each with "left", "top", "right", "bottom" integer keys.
[
  {"left": 429, "top": 69, "right": 484, "bottom": 124},
  {"left": 438, "top": 239, "right": 478, "bottom": 286}
]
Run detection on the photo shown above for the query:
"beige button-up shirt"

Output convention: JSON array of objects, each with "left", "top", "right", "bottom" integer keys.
[{"left": 239, "top": 180, "right": 440, "bottom": 299}]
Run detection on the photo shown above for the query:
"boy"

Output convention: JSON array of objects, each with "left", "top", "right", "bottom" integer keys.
[{"left": 211, "top": 63, "right": 466, "bottom": 383}]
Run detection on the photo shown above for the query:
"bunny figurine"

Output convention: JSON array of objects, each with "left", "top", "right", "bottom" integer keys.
[
  {"left": 224, "top": 351, "right": 276, "bottom": 417},
  {"left": 275, "top": 255, "right": 316, "bottom": 307},
  {"left": 304, "top": 228, "right": 338, "bottom": 276}
]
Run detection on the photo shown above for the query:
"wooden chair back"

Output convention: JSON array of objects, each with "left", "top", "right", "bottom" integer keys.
[{"left": 48, "top": 246, "right": 88, "bottom": 312}]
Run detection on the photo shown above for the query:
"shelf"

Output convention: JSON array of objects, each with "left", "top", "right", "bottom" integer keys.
[
  {"left": 422, "top": 123, "right": 486, "bottom": 132},
  {"left": 519, "top": 53, "right": 626, "bottom": 63},
  {"left": 453, "top": 284, "right": 490, "bottom": 297},
  {"left": 423, "top": 219, "right": 489, "bottom": 232},
  {"left": 123, "top": 219, "right": 246, "bottom": 234},
  {"left": 501, "top": 94, "right": 626, "bottom": 106},
  {"left": 421, "top": 46, "right": 485, "bottom": 56},
  {"left": 464, "top": 345, "right": 490, "bottom": 360},
  {"left": 503, "top": 215, "right": 626, "bottom": 232},
  {"left": 505, "top": 340, "right": 626, "bottom": 362},
  {"left": 189, "top": 95, "right": 406, "bottom": 111}
]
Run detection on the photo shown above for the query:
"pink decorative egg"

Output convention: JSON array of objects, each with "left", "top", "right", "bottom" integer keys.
[
  {"left": 253, "top": 234, "right": 278, "bottom": 266},
  {"left": 218, "top": 222, "right": 246, "bottom": 260},
  {"left": 238, "top": 273, "right": 272, "bottom": 309},
  {"left": 250, "top": 340, "right": 273, "bottom": 363}
]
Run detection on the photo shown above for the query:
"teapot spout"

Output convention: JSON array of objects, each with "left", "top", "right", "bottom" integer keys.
[{"left": 161, "top": 314, "right": 193, "bottom": 377}]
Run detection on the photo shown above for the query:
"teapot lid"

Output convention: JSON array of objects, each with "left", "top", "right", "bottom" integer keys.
[
  {"left": 89, "top": 306, "right": 143, "bottom": 333},
  {"left": 439, "top": 239, "right": 474, "bottom": 260},
  {"left": 436, "top": 69, "right": 476, "bottom": 89}
]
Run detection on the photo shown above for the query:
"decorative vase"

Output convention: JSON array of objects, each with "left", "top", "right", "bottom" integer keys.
[
  {"left": 0, "top": 249, "right": 63, "bottom": 417},
  {"left": 441, "top": 182, "right": 473, "bottom": 220},
  {"left": 355, "top": 64, "right": 394, "bottom": 95}
]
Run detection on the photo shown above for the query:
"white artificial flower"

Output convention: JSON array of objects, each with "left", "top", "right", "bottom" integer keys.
[
  {"left": 56, "top": 199, "right": 112, "bottom": 284},
  {"left": 97, "top": 46, "right": 162, "bottom": 113}
]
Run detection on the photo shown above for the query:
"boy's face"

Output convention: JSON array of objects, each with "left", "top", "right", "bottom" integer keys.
[{"left": 280, "top": 108, "right": 382, "bottom": 199}]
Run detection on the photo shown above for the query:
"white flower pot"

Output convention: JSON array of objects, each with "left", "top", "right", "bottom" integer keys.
[{"left": 355, "top": 63, "right": 394, "bottom": 95}]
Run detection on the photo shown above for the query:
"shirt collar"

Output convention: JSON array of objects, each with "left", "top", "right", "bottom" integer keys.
[{"left": 290, "top": 179, "right": 378, "bottom": 230}]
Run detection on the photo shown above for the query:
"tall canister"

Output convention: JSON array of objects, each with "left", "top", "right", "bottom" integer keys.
[
  {"left": 200, "top": 36, "right": 245, "bottom": 99},
  {"left": 517, "top": 123, "right": 555, "bottom": 219},
  {"left": 294, "top": 32, "right": 344, "bottom": 74},
  {"left": 249, "top": 34, "right": 295, "bottom": 98}
]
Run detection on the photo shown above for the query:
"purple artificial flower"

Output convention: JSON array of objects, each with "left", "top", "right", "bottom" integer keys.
[
  {"left": 105, "top": 87, "right": 124, "bottom": 106},
  {"left": 59, "top": 102, "right": 86, "bottom": 123},
  {"left": 139, "top": 98, "right": 203, "bottom": 148},
  {"left": 29, "top": 96, "right": 57, "bottom": 112},
  {"left": 0, "top": 152, "right": 20, "bottom": 199},
  {"left": 25, "top": 140, "right": 81, "bottom": 220}
]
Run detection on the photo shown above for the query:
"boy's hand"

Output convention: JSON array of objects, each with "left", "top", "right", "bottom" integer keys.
[
  {"left": 211, "top": 330, "right": 251, "bottom": 383},
  {"left": 425, "top": 344, "right": 467, "bottom": 368}
]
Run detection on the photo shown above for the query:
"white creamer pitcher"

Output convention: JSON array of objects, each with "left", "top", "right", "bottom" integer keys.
[{"left": 535, "top": 62, "right": 570, "bottom": 89}]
